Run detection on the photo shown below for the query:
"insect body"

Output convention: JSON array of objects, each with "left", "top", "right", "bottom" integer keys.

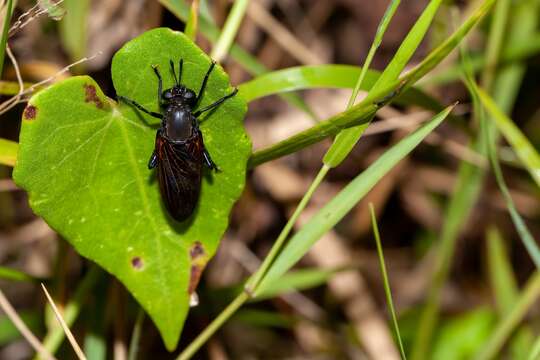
[{"left": 118, "top": 59, "right": 238, "bottom": 221}]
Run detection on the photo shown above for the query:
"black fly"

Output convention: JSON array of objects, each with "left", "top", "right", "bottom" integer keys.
[{"left": 118, "top": 59, "right": 238, "bottom": 221}]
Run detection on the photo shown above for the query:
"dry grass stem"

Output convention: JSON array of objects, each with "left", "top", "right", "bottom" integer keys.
[{"left": 40, "top": 283, "right": 87, "bottom": 360}]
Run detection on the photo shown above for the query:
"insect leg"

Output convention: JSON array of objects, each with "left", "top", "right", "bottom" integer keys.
[
  {"left": 148, "top": 150, "right": 158, "bottom": 169},
  {"left": 203, "top": 149, "right": 219, "bottom": 171},
  {"left": 195, "top": 61, "right": 216, "bottom": 107},
  {"left": 152, "top": 65, "right": 163, "bottom": 104},
  {"left": 193, "top": 88, "right": 238, "bottom": 117},
  {"left": 118, "top": 96, "right": 163, "bottom": 119}
]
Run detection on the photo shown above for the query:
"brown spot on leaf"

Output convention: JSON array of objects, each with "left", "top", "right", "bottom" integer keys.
[
  {"left": 188, "top": 242, "right": 207, "bottom": 294},
  {"left": 23, "top": 105, "right": 37, "bottom": 120},
  {"left": 188, "top": 265, "right": 203, "bottom": 294},
  {"left": 83, "top": 84, "right": 103, "bottom": 109},
  {"left": 190, "top": 241, "right": 205, "bottom": 260},
  {"left": 131, "top": 257, "right": 143, "bottom": 270}
]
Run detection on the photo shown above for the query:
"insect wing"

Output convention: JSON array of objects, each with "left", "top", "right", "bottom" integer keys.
[{"left": 156, "top": 133, "right": 204, "bottom": 221}]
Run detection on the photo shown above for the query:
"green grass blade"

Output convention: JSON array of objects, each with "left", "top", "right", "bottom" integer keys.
[
  {"left": 210, "top": 0, "right": 250, "bottom": 62},
  {"left": 475, "top": 272, "right": 540, "bottom": 360},
  {"left": 422, "top": 33, "right": 540, "bottom": 86},
  {"left": 481, "top": 0, "right": 511, "bottom": 90},
  {"left": 253, "top": 267, "right": 344, "bottom": 301},
  {"left": 255, "top": 105, "right": 454, "bottom": 293},
  {"left": 370, "top": 204, "right": 406, "bottom": 359},
  {"left": 0, "top": 138, "right": 18, "bottom": 167},
  {"left": 0, "top": 266, "right": 38, "bottom": 282},
  {"left": 0, "top": 0, "right": 14, "bottom": 77},
  {"left": 323, "top": 0, "right": 443, "bottom": 167},
  {"left": 487, "top": 226, "right": 534, "bottom": 360},
  {"left": 184, "top": 0, "right": 199, "bottom": 41},
  {"left": 238, "top": 64, "right": 447, "bottom": 113},
  {"left": 250, "top": 0, "right": 495, "bottom": 167},
  {"left": 482, "top": 105, "right": 540, "bottom": 268},
  {"left": 487, "top": 226, "right": 519, "bottom": 314},
  {"left": 477, "top": 87, "right": 540, "bottom": 187},
  {"left": 0, "top": 311, "right": 42, "bottom": 346},
  {"left": 59, "top": 0, "right": 90, "bottom": 66},
  {"left": 347, "top": 0, "right": 401, "bottom": 108}
]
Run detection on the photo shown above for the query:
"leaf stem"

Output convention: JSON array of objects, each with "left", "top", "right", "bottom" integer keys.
[
  {"left": 247, "top": 165, "right": 329, "bottom": 293},
  {"left": 176, "top": 292, "right": 249, "bottom": 360},
  {"left": 370, "top": 204, "right": 406, "bottom": 359}
]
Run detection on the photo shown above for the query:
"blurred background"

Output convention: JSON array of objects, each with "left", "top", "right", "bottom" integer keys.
[{"left": 1, "top": 0, "right": 540, "bottom": 359}]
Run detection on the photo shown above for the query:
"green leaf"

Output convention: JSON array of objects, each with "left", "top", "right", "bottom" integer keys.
[
  {"left": 13, "top": 28, "right": 250, "bottom": 350},
  {"left": 255, "top": 105, "right": 454, "bottom": 294}
]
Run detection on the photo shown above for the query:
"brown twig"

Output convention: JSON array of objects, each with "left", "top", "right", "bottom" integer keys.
[{"left": 40, "top": 283, "right": 87, "bottom": 360}]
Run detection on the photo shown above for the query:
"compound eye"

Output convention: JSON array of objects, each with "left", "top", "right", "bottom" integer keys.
[
  {"left": 163, "top": 90, "right": 173, "bottom": 100},
  {"left": 184, "top": 90, "right": 195, "bottom": 100}
]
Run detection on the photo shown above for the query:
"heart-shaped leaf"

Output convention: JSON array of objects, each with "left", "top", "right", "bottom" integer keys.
[{"left": 13, "top": 28, "right": 250, "bottom": 350}]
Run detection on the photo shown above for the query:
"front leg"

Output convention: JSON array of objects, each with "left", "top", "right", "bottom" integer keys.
[
  {"left": 148, "top": 150, "right": 158, "bottom": 169},
  {"left": 118, "top": 95, "right": 163, "bottom": 119},
  {"left": 203, "top": 149, "right": 219, "bottom": 172}
]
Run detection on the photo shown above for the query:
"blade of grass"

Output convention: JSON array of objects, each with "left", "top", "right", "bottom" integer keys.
[
  {"left": 249, "top": 0, "right": 496, "bottom": 167},
  {"left": 237, "top": 64, "right": 444, "bottom": 112},
  {"left": 0, "top": 138, "right": 18, "bottom": 167},
  {"left": 256, "top": 105, "right": 454, "bottom": 292},
  {"left": 58, "top": 0, "right": 89, "bottom": 68},
  {"left": 323, "top": 0, "right": 443, "bottom": 167},
  {"left": 480, "top": 92, "right": 540, "bottom": 268},
  {"left": 210, "top": 0, "right": 249, "bottom": 62},
  {"left": 0, "top": 0, "right": 14, "bottom": 77},
  {"left": 184, "top": 0, "right": 199, "bottom": 41},
  {"left": 0, "top": 311, "right": 41, "bottom": 346},
  {"left": 475, "top": 272, "right": 540, "bottom": 360},
  {"left": 370, "top": 203, "right": 406, "bottom": 360},
  {"left": 41, "top": 284, "right": 86, "bottom": 360},
  {"left": 476, "top": 87, "right": 540, "bottom": 187},
  {"left": 422, "top": 32, "right": 540, "bottom": 86},
  {"left": 0, "top": 266, "right": 39, "bottom": 282},
  {"left": 347, "top": 0, "right": 401, "bottom": 107},
  {"left": 253, "top": 267, "right": 346, "bottom": 301},
  {"left": 481, "top": 0, "right": 511, "bottom": 90},
  {"left": 38, "top": 266, "right": 102, "bottom": 359},
  {"left": 487, "top": 226, "right": 520, "bottom": 314},
  {"left": 487, "top": 225, "right": 534, "bottom": 360}
]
